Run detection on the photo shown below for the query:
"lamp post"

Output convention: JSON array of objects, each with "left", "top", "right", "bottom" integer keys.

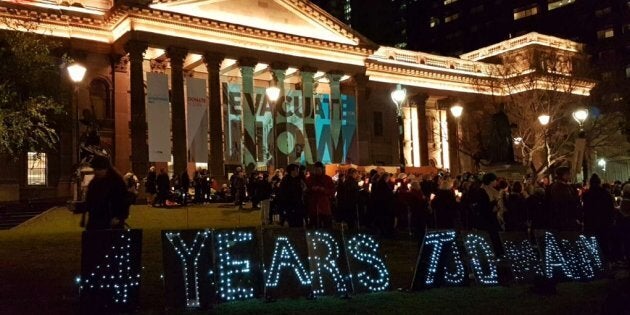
[
  {"left": 266, "top": 85, "right": 280, "bottom": 169},
  {"left": 450, "top": 104, "right": 463, "bottom": 174},
  {"left": 538, "top": 114, "right": 550, "bottom": 176},
  {"left": 391, "top": 84, "right": 406, "bottom": 171},
  {"left": 572, "top": 108, "right": 589, "bottom": 182},
  {"left": 67, "top": 62, "right": 86, "bottom": 201}
]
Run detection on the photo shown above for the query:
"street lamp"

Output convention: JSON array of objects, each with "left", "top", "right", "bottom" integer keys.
[
  {"left": 572, "top": 108, "right": 589, "bottom": 181},
  {"left": 450, "top": 104, "right": 463, "bottom": 174},
  {"left": 391, "top": 84, "right": 406, "bottom": 170},
  {"left": 538, "top": 114, "right": 550, "bottom": 176},
  {"left": 266, "top": 85, "right": 281, "bottom": 168},
  {"left": 67, "top": 62, "right": 86, "bottom": 201},
  {"left": 572, "top": 108, "right": 588, "bottom": 128}
]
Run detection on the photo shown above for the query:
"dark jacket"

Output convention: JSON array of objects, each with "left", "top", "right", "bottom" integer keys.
[
  {"left": 582, "top": 185, "right": 614, "bottom": 235},
  {"left": 431, "top": 189, "right": 458, "bottom": 229},
  {"left": 547, "top": 181, "right": 580, "bottom": 230},
  {"left": 337, "top": 177, "right": 360, "bottom": 216},
  {"left": 278, "top": 175, "right": 305, "bottom": 214},
  {"left": 85, "top": 170, "right": 128, "bottom": 230},
  {"left": 145, "top": 170, "right": 157, "bottom": 194},
  {"left": 504, "top": 192, "right": 528, "bottom": 231}
]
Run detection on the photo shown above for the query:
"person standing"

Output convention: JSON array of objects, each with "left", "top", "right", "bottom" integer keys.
[
  {"left": 547, "top": 166, "right": 581, "bottom": 231},
  {"left": 277, "top": 164, "right": 306, "bottom": 227},
  {"left": 180, "top": 170, "right": 190, "bottom": 206},
  {"left": 471, "top": 173, "right": 504, "bottom": 256},
  {"left": 431, "top": 178, "right": 458, "bottom": 229},
  {"left": 337, "top": 168, "right": 360, "bottom": 230},
  {"left": 83, "top": 155, "right": 129, "bottom": 230},
  {"left": 306, "top": 162, "right": 336, "bottom": 228},
  {"left": 145, "top": 166, "right": 157, "bottom": 206},
  {"left": 372, "top": 173, "right": 395, "bottom": 237},
  {"left": 155, "top": 168, "right": 170, "bottom": 207},
  {"left": 582, "top": 174, "right": 615, "bottom": 260}
]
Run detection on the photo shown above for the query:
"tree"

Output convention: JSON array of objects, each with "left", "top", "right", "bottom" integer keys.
[
  {"left": 464, "top": 46, "right": 628, "bottom": 177},
  {"left": 0, "top": 18, "right": 66, "bottom": 156}
]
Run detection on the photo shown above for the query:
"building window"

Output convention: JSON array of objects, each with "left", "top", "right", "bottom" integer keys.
[
  {"left": 626, "top": 65, "right": 630, "bottom": 78},
  {"left": 548, "top": 0, "right": 575, "bottom": 11},
  {"left": 373, "top": 112, "right": 383, "bottom": 137},
  {"left": 595, "top": 7, "right": 612, "bottom": 17},
  {"left": 444, "top": 12, "right": 460, "bottom": 23},
  {"left": 27, "top": 152, "right": 47, "bottom": 186},
  {"left": 471, "top": 5, "right": 484, "bottom": 14},
  {"left": 429, "top": 17, "right": 440, "bottom": 28},
  {"left": 89, "top": 79, "right": 112, "bottom": 120},
  {"left": 513, "top": 6, "right": 538, "bottom": 20},
  {"left": 444, "top": 0, "right": 458, "bottom": 5},
  {"left": 598, "top": 49, "right": 616, "bottom": 60},
  {"left": 343, "top": 0, "right": 351, "bottom": 24},
  {"left": 597, "top": 27, "right": 614, "bottom": 39},
  {"left": 602, "top": 71, "right": 614, "bottom": 81}
]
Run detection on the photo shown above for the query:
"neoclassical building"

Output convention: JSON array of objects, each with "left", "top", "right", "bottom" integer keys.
[{"left": 0, "top": 0, "right": 595, "bottom": 201}]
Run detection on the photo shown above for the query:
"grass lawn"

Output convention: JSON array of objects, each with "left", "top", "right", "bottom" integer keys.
[{"left": 0, "top": 204, "right": 626, "bottom": 314}]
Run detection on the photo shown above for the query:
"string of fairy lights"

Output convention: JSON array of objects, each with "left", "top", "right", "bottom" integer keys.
[
  {"left": 463, "top": 234, "right": 498, "bottom": 285},
  {"left": 265, "top": 236, "right": 312, "bottom": 288},
  {"left": 165, "top": 230, "right": 211, "bottom": 307},
  {"left": 216, "top": 230, "right": 255, "bottom": 301},
  {"left": 346, "top": 234, "right": 390, "bottom": 292},
  {"left": 307, "top": 231, "right": 349, "bottom": 296},
  {"left": 79, "top": 231, "right": 140, "bottom": 305}
]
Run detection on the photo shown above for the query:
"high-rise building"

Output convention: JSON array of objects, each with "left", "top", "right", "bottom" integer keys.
[{"left": 406, "top": 0, "right": 630, "bottom": 112}]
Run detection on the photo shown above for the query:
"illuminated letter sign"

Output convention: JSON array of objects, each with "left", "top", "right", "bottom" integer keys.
[
  {"left": 162, "top": 230, "right": 215, "bottom": 308},
  {"left": 412, "top": 230, "right": 466, "bottom": 290},
  {"left": 79, "top": 229, "right": 142, "bottom": 313},
  {"left": 306, "top": 230, "right": 351, "bottom": 296},
  {"left": 463, "top": 233, "right": 498, "bottom": 285},
  {"left": 215, "top": 229, "right": 262, "bottom": 302},
  {"left": 345, "top": 234, "right": 390, "bottom": 293}
]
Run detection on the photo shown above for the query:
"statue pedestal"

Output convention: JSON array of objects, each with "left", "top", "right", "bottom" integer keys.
[{"left": 479, "top": 163, "right": 528, "bottom": 181}]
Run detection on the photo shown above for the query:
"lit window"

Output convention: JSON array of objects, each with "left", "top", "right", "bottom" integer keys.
[
  {"left": 626, "top": 65, "right": 630, "bottom": 78},
  {"left": 27, "top": 152, "right": 47, "bottom": 186},
  {"left": 602, "top": 71, "right": 613, "bottom": 81},
  {"left": 445, "top": 13, "right": 460, "bottom": 23},
  {"left": 548, "top": 0, "right": 575, "bottom": 11},
  {"left": 444, "top": 0, "right": 458, "bottom": 4},
  {"left": 430, "top": 17, "right": 440, "bottom": 28},
  {"left": 595, "top": 7, "right": 612, "bottom": 17},
  {"left": 344, "top": 0, "right": 351, "bottom": 23},
  {"left": 513, "top": 6, "right": 538, "bottom": 20},
  {"left": 597, "top": 27, "right": 614, "bottom": 39}
]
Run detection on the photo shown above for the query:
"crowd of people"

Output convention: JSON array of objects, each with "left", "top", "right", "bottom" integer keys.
[
  {"left": 234, "top": 163, "right": 630, "bottom": 264},
  {"left": 80, "top": 155, "right": 630, "bottom": 265}
]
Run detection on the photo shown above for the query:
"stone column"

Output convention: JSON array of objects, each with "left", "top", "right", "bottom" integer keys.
[
  {"left": 411, "top": 93, "right": 430, "bottom": 166},
  {"left": 354, "top": 74, "right": 370, "bottom": 165},
  {"left": 124, "top": 40, "right": 149, "bottom": 179},
  {"left": 327, "top": 71, "right": 344, "bottom": 163},
  {"left": 270, "top": 63, "right": 288, "bottom": 169},
  {"left": 239, "top": 58, "right": 258, "bottom": 174},
  {"left": 203, "top": 52, "right": 225, "bottom": 180},
  {"left": 300, "top": 66, "right": 317, "bottom": 166},
  {"left": 167, "top": 47, "right": 188, "bottom": 176}
]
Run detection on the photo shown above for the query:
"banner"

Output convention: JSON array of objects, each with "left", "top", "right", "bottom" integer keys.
[
  {"left": 186, "top": 78, "right": 209, "bottom": 163},
  {"left": 146, "top": 72, "right": 171, "bottom": 162},
  {"left": 222, "top": 84, "right": 357, "bottom": 166}
]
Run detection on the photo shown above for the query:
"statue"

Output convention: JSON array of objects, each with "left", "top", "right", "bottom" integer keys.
[{"left": 487, "top": 104, "right": 515, "bottom": 164}]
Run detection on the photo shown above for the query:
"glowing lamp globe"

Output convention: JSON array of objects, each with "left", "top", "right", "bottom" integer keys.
[
  {"left": 390, "top": 86, "right": 406, "bottom": 107},
  {"left": 572, "top": 109, "right": 588, "bottom": 126},
  {"left": 67, "top": 63, "right": 87, "bottom": 83},
  {"left": 450, "top": 105, "right": 463, "bottom": 118},
  {"left": 538, "top": 114, "right": 550, "bottom": 126},
  {"left": 265, "top": 86, "right": 281, "bottom": 103}
]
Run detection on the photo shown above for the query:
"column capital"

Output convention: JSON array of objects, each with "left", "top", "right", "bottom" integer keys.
[
  {"left": 270, "top": 62, "right": 289, "bottom": 71},
  {"left": 437, "top": 97, "right": 458, "bottom": 110},
  {"left": 353, "top": 73, "right": 369, "bottom": 86},
  {"left": 238, "top": 57, "right": 258, "bottom": 68},
  {"left": 410, "top": 93, "right": 430, "bottom": 107},
  {"left": 166, "top": 47, "right": 188, "bottom": 67},
  {"left": 124, "top": 40, "right": 148, "bottom": 63},
  {"left": 300, "top": 65, "right": 317, "bottom": 74},
  {"left": 326, "top": 70, "right": 344, "bottom": 82},
  {"left": 111, "top": 54, "right": 129, "bottom": 73},
  {"left": 203, "top": 52, "right": 224, "bottom": 69}
]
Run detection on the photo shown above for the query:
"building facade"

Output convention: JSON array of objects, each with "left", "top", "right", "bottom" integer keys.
[
  {"left": 407, "top": 0, "right": 629, "bottom": 116},
  {"left": 0, "top": 0, "right": 594, "bottom": 201}
]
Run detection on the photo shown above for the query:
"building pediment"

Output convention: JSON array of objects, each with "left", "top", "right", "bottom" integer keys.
[{"left": 149, "top": 0, "right": 361, "bottom": 46}]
